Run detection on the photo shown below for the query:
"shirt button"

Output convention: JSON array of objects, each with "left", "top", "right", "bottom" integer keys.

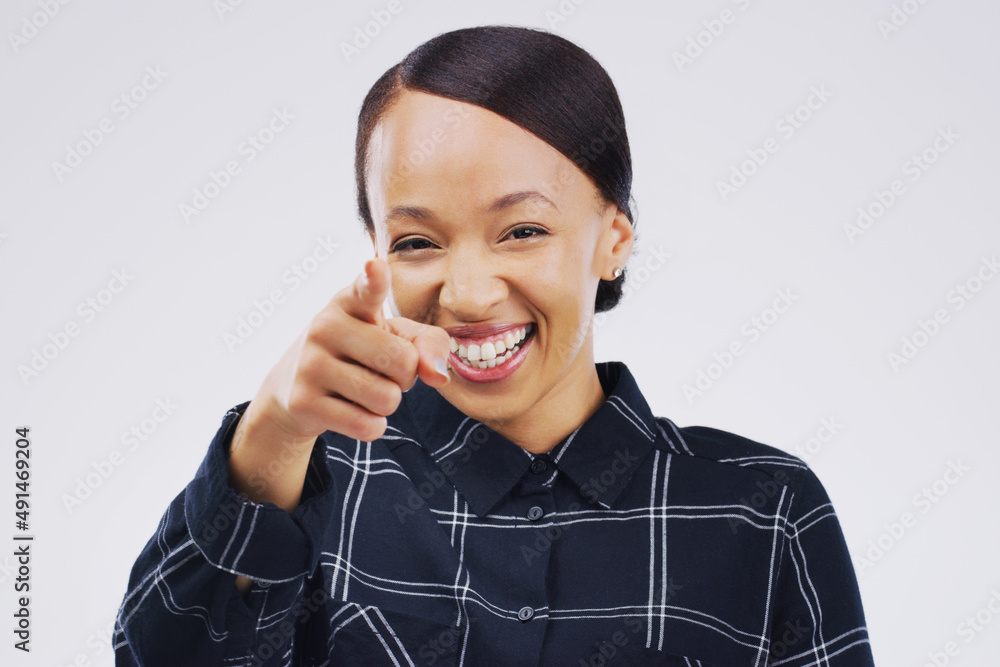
[
  {"left": 527, "top": 506, "right": 544, "bottom": 521},
  {"left": 517, "top": 606, "right": 534, "bottom": 621},
  {"left": 529, "top": 458, "right": 547, "bottom": 474}
]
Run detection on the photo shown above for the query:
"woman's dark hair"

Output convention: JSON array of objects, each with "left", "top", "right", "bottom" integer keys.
[{"left": 355, "top": 24, "right": 637, "bottom": 313}]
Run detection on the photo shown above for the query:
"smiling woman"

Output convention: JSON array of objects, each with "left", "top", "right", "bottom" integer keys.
[
  {"left": 363, "top": 81, "right": 635, "bottom": 452},
  {"left": 114, "top": 25, "right": 875, "bottom": 666}
]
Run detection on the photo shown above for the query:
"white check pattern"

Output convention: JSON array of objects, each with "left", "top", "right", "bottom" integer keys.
[{"left": 114, "top": 362, "right": 873, "bottom": 666}]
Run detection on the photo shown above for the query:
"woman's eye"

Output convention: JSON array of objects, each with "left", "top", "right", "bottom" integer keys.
[
  {"left": 391, "top": 227, "right": 546, "bottom": 253},
  {"left": 509, "top": 226, "right": 547, "bottom": 240},
  {"left": 391, "top": 238, "right": 435, "bottom": 253}
]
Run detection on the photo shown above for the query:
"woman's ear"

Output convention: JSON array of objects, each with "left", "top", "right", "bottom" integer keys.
[{"left": 598, "top": 204, "right": 635, "bottom": 281}]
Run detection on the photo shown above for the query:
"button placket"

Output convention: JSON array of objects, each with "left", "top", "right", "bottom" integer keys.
[{"left": 513, "top": 473, "right": 553, "bottom": 641}]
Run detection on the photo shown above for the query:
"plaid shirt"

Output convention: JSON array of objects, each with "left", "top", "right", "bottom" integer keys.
[{"left": 114, "top": 361, "right": 874, "bottom": 666}]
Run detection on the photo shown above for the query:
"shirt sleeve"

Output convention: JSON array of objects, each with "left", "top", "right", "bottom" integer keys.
[
  {"left": 113, "top": 402, "right": 340, "bottom": 666},
  {"left": 766, "top": 465, "right": 875, "bottom": 666}
]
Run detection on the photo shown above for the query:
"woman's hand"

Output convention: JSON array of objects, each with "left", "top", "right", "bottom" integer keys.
[
  {"left": 227, "top": 256, "right": 451, "bottom": 513},
  {"left": 230, "top": 256, "right": 450, "bottom": 594}
]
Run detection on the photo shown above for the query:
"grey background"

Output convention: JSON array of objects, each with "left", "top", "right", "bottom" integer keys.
[{"left": 2, "top": 0, "right": 998, "bottom": 664}]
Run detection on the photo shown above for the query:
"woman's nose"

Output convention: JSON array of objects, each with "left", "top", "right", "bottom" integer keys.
[{"left": 437, "top": 248, "right": 509, "bottom": 321}]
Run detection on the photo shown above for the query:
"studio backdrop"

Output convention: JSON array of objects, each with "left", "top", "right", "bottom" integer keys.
[{"left": 2, "top": 1, "right": 998, "bottom": 665}]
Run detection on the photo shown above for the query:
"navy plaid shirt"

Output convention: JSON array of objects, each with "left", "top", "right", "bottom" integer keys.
[{"left": 114, "top": 361, "right": 874, "bottom": 666}]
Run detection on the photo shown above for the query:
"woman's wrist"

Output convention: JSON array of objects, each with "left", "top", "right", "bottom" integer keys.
[{"left": 226, "top": 403, "right": 317, "bottom": 512}]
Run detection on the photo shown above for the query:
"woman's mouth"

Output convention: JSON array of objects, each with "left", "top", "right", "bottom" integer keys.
[{"left": 446, "top": 324, "right": 535, "bottom": 383}]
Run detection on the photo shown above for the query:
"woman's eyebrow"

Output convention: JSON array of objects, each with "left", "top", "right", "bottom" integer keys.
[
  {"left": 484, "top": 190, "right": 559, "bottom": 215},
  {"left": 385, "top": 190, "right": 559, "bottom": 228},
  {"left": 385, "top": 205, "right": 433, "bottom": 227}
]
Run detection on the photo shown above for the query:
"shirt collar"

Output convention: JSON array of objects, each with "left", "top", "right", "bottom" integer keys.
[{"left": 402, "top": 361, "right": 658, "bottom": 517}]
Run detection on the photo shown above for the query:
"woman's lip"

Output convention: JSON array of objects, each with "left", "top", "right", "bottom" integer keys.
[
  {"left": 448, "top": 327, "right": 534, "bottom": 383},
  {"left": 445, "top": 322, "right": 532, "bottom": 340}
]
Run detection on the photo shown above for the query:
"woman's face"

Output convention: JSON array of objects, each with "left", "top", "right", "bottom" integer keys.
[{"left": 365, "top": 90, "right": 633, "bottom": 431}]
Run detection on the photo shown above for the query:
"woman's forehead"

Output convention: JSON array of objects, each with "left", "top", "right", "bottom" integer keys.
[{"left": 368, "top": 91, "right": 589, "bottom": 219}]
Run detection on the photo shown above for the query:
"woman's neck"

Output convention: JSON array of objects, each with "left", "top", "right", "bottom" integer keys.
[{"left": 481, "top": 358, "right": 607, "bottom": 455}]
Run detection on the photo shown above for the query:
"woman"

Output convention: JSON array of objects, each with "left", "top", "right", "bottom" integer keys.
[{"left": 115, "top": 25, "right": 874, "bottom": 666}]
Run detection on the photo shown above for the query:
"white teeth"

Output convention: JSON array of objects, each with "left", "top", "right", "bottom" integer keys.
[
  {"left": 455, "top": 344, "right": 519, "bottom": 369},
  {"left": 449, "top": 325, "right": 531, "bottom": 368}
]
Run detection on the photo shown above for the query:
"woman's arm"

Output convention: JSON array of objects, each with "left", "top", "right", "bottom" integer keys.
[
  {"left": 767, "top": 466, "right": 875, "bottom": 666},
  {"left": 114, "top": 258, "right": 451, "bottom": 662},
  {"left": 113, "top": 403, "right": 327, "bottom": 666},
  {"left": 226, "top": 404, "right": 318, "bottom": 595}
]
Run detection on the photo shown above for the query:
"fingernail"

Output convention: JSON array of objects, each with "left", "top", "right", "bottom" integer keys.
[{"left": 433, "top": 357, "right": 449, "bottom": 378}]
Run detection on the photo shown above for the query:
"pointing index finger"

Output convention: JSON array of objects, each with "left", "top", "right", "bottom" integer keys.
[{"left": 346, "top": 257, "right": 390, "bottom": 328}]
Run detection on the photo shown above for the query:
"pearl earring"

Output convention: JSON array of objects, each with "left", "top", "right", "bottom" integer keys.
[{"left": 612, "top": 267, "right": 622, "bottom": 279}]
